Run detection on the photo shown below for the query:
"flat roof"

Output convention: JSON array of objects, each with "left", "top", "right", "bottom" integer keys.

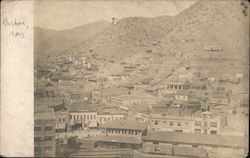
[
  {"left": 101, "top": 120, "right": 147, "bottom": 131},
  {"left": 35, "top": 107, "right": 55, "bottom": 120},
  {"left": 89, "top": 136, "right": 142, "bottom": 144},
  {"left": 143, "top": 131, "right": 248, "bottom": 148}
]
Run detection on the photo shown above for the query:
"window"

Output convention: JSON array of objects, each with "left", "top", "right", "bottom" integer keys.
[
  {"left": 59, "top": 118, "right": 61, "bottom": 122},
  {"left": 194, "top": 129, "right": 201, "bottom": 134},
  {"left": 153, "top": 142, "right": 159, "bottom": 145},
  {"left": 34, "top": 127, "right": 42, "bottom": 131},
  {"left": 210, "top": 122, "right": 217, "bottom": 128},
  {"left": 94, "top": 115, "right": 96, "bottom": 119},
  {"left": 177, "top": 122, "right": 181, "bottom": 126},
  {"left": 204, "top": 122, "right": 207, "bottom": 127},
  {"left": 175, "top": 129, "right": 183, "bottom": 132},
  {"left": 170, "top": 121, "right": 173, "bottom": 126},
  {"left": 90, "top": 115, "right": 92, "bottom": 119},
  {"left": 195, "top": 121, "right": 201, "bottom": 126},
  {"left": 44, "top": 146, "right": 52, "bottom": 152},
  {"left": 204, "top": 129, "right": 207, "bottom": 134},
  {"left": 62, "top": 118, "right": 65, "bottom": 122},
  {"left": 155, "top": 121, "right": 158, "bottom": 125},
  {"left": 84, "top": 115, "right": 86, "bottom": 119},
  {"left": 163, "top": 121, "right": 166, "bottom": 124},
  {"left": 174, "top": 85, "right": 178, "bottom": 89},
  {"left": 44, "top": 126, "right": 52, "bottom": 131},
  {"left": 34, "top": 147, "right": 42, "bottom": 153},
  {"left": 87, "top": 115, "right": 89, "bottom": 119},
  {"left": 77, "top": 115, "right": 79, "bottom": 120},
  {"left": 34, "top": 137, "right": 41, "bottom": 142},
  {"left": 210, "top": 130, "right": 217, "bottom": 135},
  {"left": 135, "top": 131, "right": 138, "bottom": 135},
  {"left": 44, "top": 136, "right": 53, "bottom": 141}
]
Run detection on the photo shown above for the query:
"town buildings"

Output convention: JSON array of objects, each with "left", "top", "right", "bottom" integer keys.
[{"left": 34, "top": 107, "right": 56, "bottom": 157}]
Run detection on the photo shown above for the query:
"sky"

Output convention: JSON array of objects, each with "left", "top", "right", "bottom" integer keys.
[{"left": 34, "top": 0, "right": 197, "bottom": 30}]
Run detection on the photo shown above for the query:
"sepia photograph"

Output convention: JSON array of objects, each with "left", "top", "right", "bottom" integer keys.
[{"left": 33, "top": 0, "right": 249, "bottom": 157}]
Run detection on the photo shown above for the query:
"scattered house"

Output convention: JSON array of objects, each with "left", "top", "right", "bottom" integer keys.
[
  {"left": 35, "top": 87, "right": 57, "bottom": 98},
  {"left": 92, "top": 87, "right": 130, "bottom": 103},
  {"left": 66, "top": 91, "right": 92, "bottom": 103},
  {"left": 110, "top": 73, "right": 129, "bottom": 81},
  {"left": 137, "top": 68, "right": 149, "bottom": 74},
  {"left": 141, "top": 78, "right": 154, "bottom": 85},
  {"left": 191, "top": 82, "right": 207, "bottom": 91},
  {"left": 174, "top": 90, "right": 191, "bottom": 101},
  {"left": 123, "top": 65, "right": 137, "bottom": 72},
  {"left": 204, "top": 45, "right": 223, "bottom": 51},
  {"left": 209, "top": 90, "right": 230, "bottom": 106}
]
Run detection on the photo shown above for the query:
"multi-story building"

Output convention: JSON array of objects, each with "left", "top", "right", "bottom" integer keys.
[
  {"left": 69, "top": 102, "right": 99, "bottom": 128},
  {"left": 94, "top": 120, "right": 148, "bottom": 149},
  {"left": 101, "top": 120, "right": 148, "bottom": 139},
  {"left": 148, "top": 111, "right": 227, "bottom": 135},
  {"left": 192, "top": 111, "right": 227, "bottom": 135},
  {"left": 158, "top": 79, "right": 191, "bottom": 95},
  {"left": 34, "top": 107, "right": 56, "bottom": 157},
  {"left": 149, "top": 114, "right": 194, "bottom": 133},
  {"left": 55, "top": 110, "right": 70, "bottom": 135},
  {"left": 97, "top": 111, "right": 126, "bottom": 126}
]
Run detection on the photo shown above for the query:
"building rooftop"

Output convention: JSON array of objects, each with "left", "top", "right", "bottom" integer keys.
[
  {"left": 35, "top": 107, "right": 55, "bottom": 120},
  {"left": 88, "top": 135, "right": 142, "bottom": 144},
  {"left": 69, "top": 102, "right": 101, "bottom": 112},
  {"left": 143, "top": 131, "right": 247, "bottom": 148},
  {"left": 101, "top": 120, "right": 147, "bottom": 131}
]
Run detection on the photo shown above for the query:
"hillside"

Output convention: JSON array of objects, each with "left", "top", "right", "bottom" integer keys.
[
  {"left": 34, "top": 21, "right": 111, "bottom": 59},
  {"left": 36, "top": 0, "right": 249, "bottom": 78},
  {"left": 66, "top": 0, "right": 248, "bottom": 61}
]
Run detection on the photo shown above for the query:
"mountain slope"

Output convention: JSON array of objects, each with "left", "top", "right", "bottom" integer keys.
[
  {"left": 34, "top": 21, "right": 111, "bottom": 59},
  {"left": 66, "top": 0, "right": 248, "bottom": 62}
]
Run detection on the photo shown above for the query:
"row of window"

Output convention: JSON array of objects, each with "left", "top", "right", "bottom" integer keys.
[
  {"left": 99, "top": 116, "right": 123, "bottom": 122},
  {"left": 34, "top": 136, "right": 53, "bottom": 142},
  {"left": 58, "top": 118, "right": 66, "bottom": 123},
  {"left": 164, "top": 84, "right": 190, "bottom": 90},
  {"left": 195, "top": 121, "right": 217, "bottom": 127},
  {"left": 152, "top": 120, "right": 218, "bottom": 128},
  {"left": 108, "top": 129, "right": 139, "bottom": 135},
  {"left": 152, "top": 120, "right": 189, "bottom": 127},
  {"left": 194, "top": 129, "right": 217, "bottom": 134},
  {"left": 34, "top": 126, "right": 53, "bottom": 131},
  {"left": 72, "top": 114, "right": 96, "bottom": 120}
]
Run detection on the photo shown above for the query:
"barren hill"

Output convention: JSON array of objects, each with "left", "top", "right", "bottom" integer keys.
[
  {"left": 34, "top": 21, "right": 111, "bottom": 59},
  {"left": 66, "top": 0, "right": 248, "bottom": 62}
]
